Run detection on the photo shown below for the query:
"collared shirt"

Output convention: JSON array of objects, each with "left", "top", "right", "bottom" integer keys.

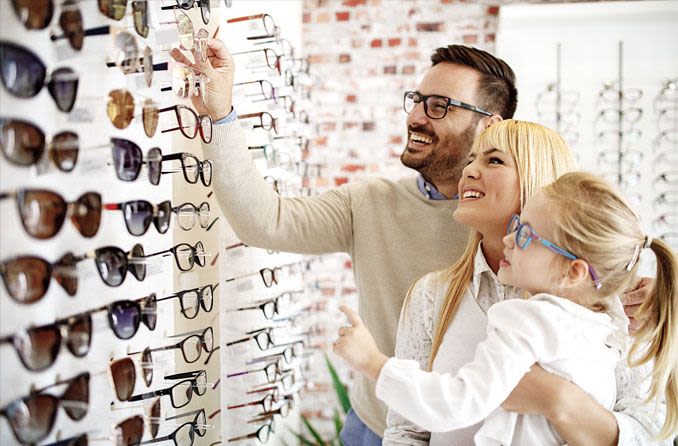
[
  {"left": 214, "top": 107, "right": 238, "bottom": 125},
  {"left": 417, "top": 175, "right": 458, "bottom": 200}
]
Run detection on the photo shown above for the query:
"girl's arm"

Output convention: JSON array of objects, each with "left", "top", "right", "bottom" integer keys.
[{"left": 334, "top": 300, "right": 562, "bottom": 432}]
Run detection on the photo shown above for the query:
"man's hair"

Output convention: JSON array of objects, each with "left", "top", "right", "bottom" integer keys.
[{"left": 431, "top": 45, "right": 518, "bottom": 119}]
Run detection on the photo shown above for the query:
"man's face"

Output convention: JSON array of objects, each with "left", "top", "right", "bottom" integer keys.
[{"left": 401, "top": 63, "right": 485, "bottom": 183}]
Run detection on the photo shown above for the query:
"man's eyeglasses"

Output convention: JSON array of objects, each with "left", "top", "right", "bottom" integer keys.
[
  {"left": 403, "top": 91, "right": 492, "bottom": 120},
  {"left": 507, "top": 214, "right": 601, "bottom": 289}
]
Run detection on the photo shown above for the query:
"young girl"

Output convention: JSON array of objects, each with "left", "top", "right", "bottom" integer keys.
[{"left": 334, "top": 172, "right": 677, "bottom": 444}]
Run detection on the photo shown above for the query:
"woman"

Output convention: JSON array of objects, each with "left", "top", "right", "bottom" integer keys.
[{"left": 361, "top": 120, "right": 664, "bottom": 444}]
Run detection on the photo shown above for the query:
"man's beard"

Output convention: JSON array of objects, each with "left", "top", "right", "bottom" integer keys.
[{"left": 400, "top": 123, "right": 477, "bottom": 184}]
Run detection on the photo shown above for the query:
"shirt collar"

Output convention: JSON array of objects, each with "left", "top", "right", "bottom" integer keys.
[{"left": 417, "top": 175, "right": 458, "bottom": 200}]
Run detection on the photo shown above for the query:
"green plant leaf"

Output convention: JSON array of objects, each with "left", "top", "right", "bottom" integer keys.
[
  {"left": 287, "top": 426, "right": 318, "bottom": 446},
  {"left": 333, "top": 408, "right": 344, "bottom": 446},
  {"left": 325, "top": 353, "right": 351, "bottom": 414},
  {"left": 302, "top": 414, "right": 327, "bottom": 445}
]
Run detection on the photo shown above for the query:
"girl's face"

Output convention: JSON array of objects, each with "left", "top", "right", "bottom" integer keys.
[
  {"left": 498, "top": 191, "right": 562, "bottom": 294},
  {"left": 454, "top": 145, "right": 521, "bottom": 238}
]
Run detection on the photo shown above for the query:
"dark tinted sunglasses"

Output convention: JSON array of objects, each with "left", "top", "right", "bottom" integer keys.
[
  {"left": 0, "top": 41, "right": 79, "bottom": 112},
  {"left": 0, "top": 252, "right": 78, "bottom": 304},
  {"left": 0, "top": 118, "right": 79, "bottom": 171},
  {"left": 84, "top": 293, "right": 157, "bottom": 340},
  {"left": 0, "top": 372, "right": 89, "bottom": 444},
  {"left": 39, "top": 415, "right": 144, "bottom": 446},
  {"left": 0, "top": 189, "right": 101, "bottom": 239},
  {"left": 98, "top": 0, "right": 149, "bottom": 38},
  {"left": 105, "top": 199, "right": 172, "bottom": 236},
  {"left": 0, "top": 313, "right": 92, "bottom": 371},
  {"left": 74, "top": 243, "right": 146, "bottom": 287},
  {"left": 110, "top": 137, "right": 162, "bottom": 185}
]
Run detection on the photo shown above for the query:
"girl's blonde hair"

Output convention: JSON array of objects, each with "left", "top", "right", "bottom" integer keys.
[
  {"left": 426, "top": 119, "right": 577, "bottom": 369},
  {"left": 543, "top": 172, "right": 677, "bottom": 440}
]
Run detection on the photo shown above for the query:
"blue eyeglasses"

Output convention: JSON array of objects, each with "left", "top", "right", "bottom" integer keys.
[{"left": 507, "top": 214, "right": 601, "bottom": 289}]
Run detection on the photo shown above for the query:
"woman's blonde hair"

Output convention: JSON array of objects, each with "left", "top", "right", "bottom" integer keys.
[
  {"left": 542, "top": 172, "right": 677, "bottom": 440},
  {"left": 427, "top": 119, "right": 576, "bottom": 369}
]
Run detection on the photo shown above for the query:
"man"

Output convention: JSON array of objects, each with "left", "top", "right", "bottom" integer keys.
[{"left": 173, "top": 41, "right": 660, "bottom": 445}]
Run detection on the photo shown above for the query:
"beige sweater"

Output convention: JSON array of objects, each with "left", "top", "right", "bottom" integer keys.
[{"left": 203, "top": 122, "right": 470, "bottom": 436}]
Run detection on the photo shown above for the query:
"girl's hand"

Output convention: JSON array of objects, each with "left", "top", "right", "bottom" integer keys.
[{"left": 333, "top": 305, "right": 389, "bottom": 381}]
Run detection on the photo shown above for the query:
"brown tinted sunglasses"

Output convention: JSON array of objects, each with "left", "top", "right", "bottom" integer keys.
[
  {"left": 0, "top": 189, "right": 101, "bottom": 239},
  {"left": 1, "top": 118, "right": 79, "bottom": 172},
  {"left": 0, "top": 253, "right": 78, "bottom": 304}
]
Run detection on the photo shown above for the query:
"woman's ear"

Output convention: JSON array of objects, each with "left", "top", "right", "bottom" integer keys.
[{"left": 565, "top": 259, "right": 591, "bottom": 288}]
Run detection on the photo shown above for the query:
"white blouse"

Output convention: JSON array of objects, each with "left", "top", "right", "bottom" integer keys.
[{"left": 382, "top": 247, "right": 669, "bottom": 445}]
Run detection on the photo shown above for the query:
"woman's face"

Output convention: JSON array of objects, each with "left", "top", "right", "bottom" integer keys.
[{"left": 453, "top": 144, "right": 521, "bottom": 238}]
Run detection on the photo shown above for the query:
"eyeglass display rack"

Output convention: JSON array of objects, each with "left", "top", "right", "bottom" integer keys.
[{"left": 0, "top": 2, "right": 222, "bottom": 445}]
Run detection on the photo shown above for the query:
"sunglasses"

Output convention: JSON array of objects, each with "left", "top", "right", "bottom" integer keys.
[
  {"left": 161, "top": 0, "right": 210, "bottom": 25},
  {"left": 0, "top": 372, "right": 89, "bottom": 444},
  {"left": 86, "top": 293, "right": 157, "bottom": 340},
  {"left": 105, "top": 31, "right": 154, "bottom": 87},
  {"left": 106, "top": 89, "right": 158, "bottom": 137},
  {"left": 109, "top": 137, "right": 162, "bottom": 184},
  {"left": 0, "top": 41, "right": 78, "bottom": 112},
  {"left": 0, "top": 189, "right": 101, "bottom": 239},
  {"left": 0, "top": 118, "right": 79, "bottom": 171},
  {"left": 98, "top": 0, "right": 149, "bottom": 38},
  {"left": 507, "top": 214, "right": 602, "bottom": 289},
  {"left": 161, "top": 152, "right": 213, "bottom": 186},
  {"left": 0, "top": 252, "right": 79, "bottom": 304},
  {"left": 156, "top": 283, "right": 218, "bottom": 319},
  {"left": 159, "top": 105, "right": 213, "bottom": 144},
  {"left": 11, "top": 0, "right": 84, "bottom": 50},
  {"left": 128, "top": 370, "right": 207, "bottom": 408},
  {"left": 145, "top": 241, "right": 206, "bottom": 272},
  {"left": 39, "top": 415, "right": 145, "bottom": 446},
  {"left": 105, "top": 199, "right": 172, "bottom": 236},
  {"left": 140, "top": 326, "right": 213, "bottom": 364},
  {"left": 0, "top": 313, "right": 92, "bottom": 371},
  {"left": 74, "top": 243, "right": 146, "bottom": 287}
]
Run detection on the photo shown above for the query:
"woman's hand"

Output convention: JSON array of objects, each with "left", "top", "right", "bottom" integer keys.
[
  {"left": 333, "top": 305, "right": 389, "bottom": 381},
  {"left": 170, "top": 38, "right": 235, "bottom": 121}
]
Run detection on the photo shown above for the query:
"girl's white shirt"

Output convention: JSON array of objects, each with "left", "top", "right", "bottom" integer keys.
[{"left": 382, "top": 245, "right": 669, "bottom": 445}]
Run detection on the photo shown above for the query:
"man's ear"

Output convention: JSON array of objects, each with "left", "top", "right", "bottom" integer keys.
[
  {"left": 565, "top": 259, "right": 590, "bottom": 288},
  {"left": 484, "top": 114, "right": 503, "bottom": 129}
]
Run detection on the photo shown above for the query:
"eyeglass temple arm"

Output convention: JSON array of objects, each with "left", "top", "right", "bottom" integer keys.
[
  {"left": 139, "top": 434, "right": 172, "bottom": 445},
  {"left": 166, "top": 408, "right": 204, "bottom": 421},
  {"left": 165, "top": 369, "right": 204, "bottom": 380},
  {"left": 226, "top": 336, "right": 252, "bottom": 346},
  {"left": 144, "top": 248, "right": 171, "bottom": 258},
  {"left": 128, "top": 386, "right": 170, "bottom": 402},
  {"left": 203, "top": 345, "right": 220, "bottom": 366},
  {"left": 104, "top": 203, "right": 123, "bottom": 210},
  {"left": 51, "top": 25, "right": 110, "bottom": 41}
]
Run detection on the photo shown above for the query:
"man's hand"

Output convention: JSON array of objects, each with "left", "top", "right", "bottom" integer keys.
[
  {"left": 170, "top": 38, "right": 235, "bottom": 121},
  {"left": 333, "top": 305, "right": 389, "bottom": 381},
  {"left": 622, "top": 277, "right": 654, "bottom": 332}
]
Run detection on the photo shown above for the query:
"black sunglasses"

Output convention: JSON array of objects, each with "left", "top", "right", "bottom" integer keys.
[
  {"left": 84, "top": 293, "right": 157, "bottom": 340},
  {"left": 145, "top": 241, "right": 206, "bottom": 272},
  {"left": 109, "top": 137, "right": 163, "bottom": 185},
  {"left": 105, "top": 199, "right": 172, "bottom": 236},
  {"left": 156, "top": 283, "right": 218, "bottom": 319},
  {"left": 74, "top": 243, "right": 146, "bottom": 287},
  {"left": 0, "top": 41, "right": 78, "bottom": 112},
  {"left": 0, "top": 372, "right": 90, "bottom": 445},
  {"left": 0, "top": 313, "right": 92, "bottom": 371}
]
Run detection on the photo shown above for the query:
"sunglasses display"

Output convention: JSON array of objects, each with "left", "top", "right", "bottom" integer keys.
[
  {"left": 145, "top": 241, "right": 206, "bottom": 272},
  {"left": 0, "top": 189, "right": 101, "bottom": 239},
  {"left": 85, "top": 293, "right": 157, "bottom": 340},
  {"left": 106, "top": 89, "right": 159, "bottom": 137},
  {"left": 156, "top": 283, "right": 218, "bottom": 319},
  {"left": 0, "top": 252, "right": 78, "bottom": 303},
  {"left": 0, "top": 313, "right": 92, "bottom": 371},
  {"left": 74, "top": 243, "right": 146, "bottom": 287},
  {"left": 159, "top": 105, "right": 213, "bottom": 144},
  {"left": 1, "top": 118, "right": 79, "bottom": 172},
  {"left": 0, "top": 372, "right": 89, "bottom": 444},
  {"left": 0, "top": 41, "right": 78, "bottom": 112}
]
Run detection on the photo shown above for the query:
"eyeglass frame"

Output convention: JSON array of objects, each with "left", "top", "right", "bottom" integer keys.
[{"left": 403, "top": 90, "right": 492, "bottom": 120}]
